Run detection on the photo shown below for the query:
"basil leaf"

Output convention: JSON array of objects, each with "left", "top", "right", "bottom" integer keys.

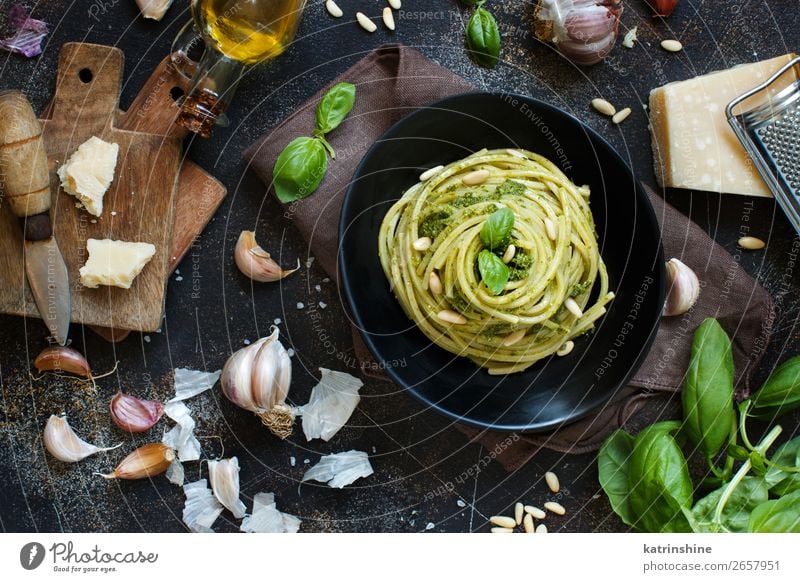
[
  {"left": 598, "top": 429, "right": 636, "bottom": 527},
  {"left": 478, "top": 250, "right": 509, "bottom": 295},
  {"left": 480, "top": 207, "right": 514, "bottom": 251},
  {"left": 315, "top": 82, "right": 356, "bottom": 136},
  {"left": 682, "top": 318, "right": 735, "bottom": 460},
  {"left": 766, "top": 436, "right": 800, "bottom": 494},
  {"left": 272, "top": 136, "right": 328, "bottom": 203},
  {"left": 692, "top": 476, "right": 769, "bottom": 533},
  {"left": 748, "top": 490, "right": 800, "bottom": 532},
  {"left": 465, "top": 8, "right": 500, "bottom": 69},
  {"left": 750, "top": 355, "right": 800, "bottom": 419}
]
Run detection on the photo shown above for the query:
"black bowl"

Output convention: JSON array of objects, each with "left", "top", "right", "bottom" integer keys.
[{"left": 338, "top": 92, "right": 665, "bottom": 433}]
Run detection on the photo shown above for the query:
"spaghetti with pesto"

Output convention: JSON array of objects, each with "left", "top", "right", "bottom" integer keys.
[{"left": 378, "top": 148, "right": 615, "bottom": 375}]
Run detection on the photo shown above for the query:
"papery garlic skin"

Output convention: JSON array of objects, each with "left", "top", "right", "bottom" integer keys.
[
  {"left": 234, "top": 230, "right": 299, "bottom": 283},
  {"left": 534, "top": 0, "right": 623, "bottom": 66},
  {"left": 110, "top": 392, "right": 164, "bottom": 432},
  {"left": 43, "top": 415, "right": 120, "bottom": 463},
  {"left": 663, "top": 258, "right": 700, "bottom": 316},
  {"left": 208, "top": 457, "right": 247, "bottom": 519},
  {"left": 100, "top": 443, "right": 175, "bottom": 479}
]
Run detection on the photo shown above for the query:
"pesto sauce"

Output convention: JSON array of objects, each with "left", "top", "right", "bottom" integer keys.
[
  {"left": 419, "top": 209, "right": 452, "bottom": 239},
  {"left": 508, "top": 252, "right": 533, "bottom": 281}
]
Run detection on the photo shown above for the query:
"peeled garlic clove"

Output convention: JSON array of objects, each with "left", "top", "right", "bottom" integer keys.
[
  {"left": 135, "top": 0, "right": 173, "bottom": 21},
  {"left": 44, "top": 415, "right": 120, "bottom": 463},
  {"left": 208, "top": 457, "right": 247, "bottom": 519},
  {"left": 234, "top": 230, "right": 299, "bottom": 283},
  {"left": 99, "top": 443, "right": 175, "bottom": 479},
  {"left": 34, "top": 346, "right": 92, "bottom": 378},
  {"left": 109, "top": 392, "right": 165, "bottom": 433},
  {"left": 663, "top": 258, "right": 700, "bottom": 316}
]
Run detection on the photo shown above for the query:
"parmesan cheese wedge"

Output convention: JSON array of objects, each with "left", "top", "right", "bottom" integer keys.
[
  {"left": 57, "top": 136, "right": 119, "bottom": 216},
  {"left": 79, "top": 239, "right": 156, "bottom": 289},
  {"left": 649, "top": 53, "right": 798, "bottom": 197}
]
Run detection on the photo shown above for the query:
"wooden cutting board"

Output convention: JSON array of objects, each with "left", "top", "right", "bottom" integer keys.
[{"left": 0, "top": 43, "right": 227, "bottom": 338}]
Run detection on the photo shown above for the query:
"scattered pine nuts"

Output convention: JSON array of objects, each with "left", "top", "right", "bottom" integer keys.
[
  {"left": 544, "top": 218, "right": 557, "bottom": 241},
  {"left": 420, "top": 165, "right": 444, "bottom": 181},
  {"left": 429, "top": 271, "right": 443, "bottom": 295},
  {"left": 502, "top": 244, "right": 516, "bottom": 264},
  {"left": 524, "top": 505, "right": 546, "bottom": 519},
  {"left": 356, "top": 12, "right": 377, "bottom": 33},
  {"left": 591, "top": 98, "right": 616, "bottom": 117},
  {"left": 324, "top": 0, "right": 343, "bottom": 18},
  {"left": 738, "top": 236, "right": 765, "bottom": 250},
  {"left": 437, "top": 310, "right": 467, "bottom": 325},
  {"left": 413, "top": 237, "right": 432, "bottom": 251},
  {"left": 536, "top": 524, "right": 548, "bottom": 533},
  {"left": 523, "top": 513, "right": 534, "bottom": 533},
  {"left": 388, "top": 0, "right": 402, "bottom": 9},
  {"left": 556, "top": 340, "right": 575, "bottom": 357},
  {"left": 490, "top": 515, "right": 517, "bottom": 529},
  {"left": 544, "top": 501, "right": 566, "bottom": 516},
  {"left": 382, "top": 7, "right": 395, "bottom": 30},
  {"left": 612, "top": 107, "right": 632, "bottom": 124},
  {"left": 564, "top": 297, "right": 583, "bottom": 318},
  {"left": 514, "top": 502, "right": 524, "bottom": 525},
  {"left": 462, "top": 169, "right": 490, "bottom": 185},
  {"left": 502, "top": 329, "right": 526, "bottom": 347},
  {"left": 661, "top": 39, "right": 683, "bottom": 52},
  {"left": 545, "top": 471, "right": 560, "bottom": 493},
  {"left": 491, "top": 527, "right": 514, "bottom": 533}
]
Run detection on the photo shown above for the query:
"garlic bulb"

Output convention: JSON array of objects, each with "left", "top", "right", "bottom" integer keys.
[
  {"left": 34, "top": 346, "right": 91, "bottom": 378},
  {"left": 43, "top": 415, "right": 120, "bottom": 463},
  {"left": 234, "top": 230, "right": 299, "bottom": 283},
  {"left": 208, "top": 457, "right": 247, "bottom": 518},
  {"left": 534, "top": 0, "right": 624, "bottom": 66},
  {"left": 99, "top": 443, "right": 175, "bottom": 479},
  {"left": 220, "top": 327, "right": 294, "bottom": 438},
  {"left": 663, "top": 258, "right": 700, "bottom": 316}
]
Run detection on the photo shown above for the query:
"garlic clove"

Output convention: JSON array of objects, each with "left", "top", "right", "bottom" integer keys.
[
  {"left": 34, "top": 346, "right": 92, "bottom": 378},
  {"left": 99, "top": 443, "right": 175, "bottom": 479},
  {"left": 234, "top": 230, "right": 299, "bottom": 283},
  {"left": 43, "top": 415, "right": 120, "bottom": 463},
  {"left": 564, "top": 6, "right": 616, "bottom": 44},
  {"left": 663, "top": 258, "right": 700, "bottom": 316},
  {"left": 135, "top": 0, "right": 174, "bottom": 21},
  {"left": 208, "top": 457, "right": 247, "bottom": 519},
  {"left": 251, "top": 328, "right": 291, "bottom": 411},
  {"left": 109, "top": 392, "right": 164, "bottom": 433},
  {"left": 534, "top": 0, "right": 623, "bottom": 66},
  {"left": 220, "top": 337, "right": 267, "bottom": 413}
]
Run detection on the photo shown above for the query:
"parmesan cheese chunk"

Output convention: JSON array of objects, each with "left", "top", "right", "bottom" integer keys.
[
  {"left": 649, "top": 54, "right": 798, "bottom": 197},
  {"left": 79, "top": 239, "right": 156, "bottom": 289},
  {"left": 57, "top": 136, "right": 119, "bottom": 216}
]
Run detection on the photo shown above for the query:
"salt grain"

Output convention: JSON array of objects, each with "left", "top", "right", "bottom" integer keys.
[{"left": 297, "top": 302, "right": 305, "bottom": 309}]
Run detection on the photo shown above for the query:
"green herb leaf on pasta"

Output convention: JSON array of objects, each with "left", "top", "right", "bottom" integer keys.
[
  {"left": 480, "top": 207, "right": 514, "bottom": 251},
  {"left": 465, "top": 8, "right": 501, "bottom": 69},
  {"left": 478, "top": 250, "right": 509, "bottom": 295},
  {"left": 315, "top": 82, "right": 357, "bottom": 136},
  {"left": 272, "top": 136, "right": 328, "bottom": 203}
]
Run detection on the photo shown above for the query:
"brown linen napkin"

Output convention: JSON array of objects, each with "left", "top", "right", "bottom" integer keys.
[{"left": 244, "top": 44, "right": 774, "bottom": 467}]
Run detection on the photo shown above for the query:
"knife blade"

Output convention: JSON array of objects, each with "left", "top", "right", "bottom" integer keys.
[{"left": 0, "top": 91, "right": 71, "bottom": 344}]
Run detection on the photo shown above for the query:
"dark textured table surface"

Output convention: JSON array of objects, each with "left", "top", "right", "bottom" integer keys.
[{"left": 1, "top": 0, "right": 799, "bottom": 533}]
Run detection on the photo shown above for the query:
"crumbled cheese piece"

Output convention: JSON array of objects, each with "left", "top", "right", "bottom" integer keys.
[
  {"left": 79, "top": 239, "right": 155, "bottom": 289},
  {"left": 57, "top": 136, "right": 119, "bottom": 216}
]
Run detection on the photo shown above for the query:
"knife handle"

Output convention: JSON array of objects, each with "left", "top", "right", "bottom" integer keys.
[{"left": 0, "top": 91, "right": 52, "bottom": 239}]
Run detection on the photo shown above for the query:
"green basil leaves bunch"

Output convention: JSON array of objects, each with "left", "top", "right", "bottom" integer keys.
[
  {"left": 272, "top": 82, "right": 356, "bottom": 203},
  {"left": 477, "top": 207, "right": 514, "bottom": 295},
  {"left": 461, "top": 1, "right": 501, "bottom": 69}
]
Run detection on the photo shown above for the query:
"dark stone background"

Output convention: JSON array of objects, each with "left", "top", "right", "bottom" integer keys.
[{"left": 0, "top": 0, "right": 799, "bottom": 533}]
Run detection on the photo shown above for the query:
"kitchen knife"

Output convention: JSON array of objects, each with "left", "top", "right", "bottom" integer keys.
[{"left": 0, "top": 91, "right": 70, "bottom": 345}]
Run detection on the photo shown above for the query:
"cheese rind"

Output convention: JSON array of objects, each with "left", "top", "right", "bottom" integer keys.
[
  {"left": 649, "top": 54, "right": 798, "bottom": 197},
  {"left": 57, "top": 136, "right": 119, "bottom": 216},
  {"left": 79, "top": 239, "right": 156, "bottom": 289}
]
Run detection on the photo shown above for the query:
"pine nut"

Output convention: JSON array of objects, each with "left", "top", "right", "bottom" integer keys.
[
  {"left": 325, "top": 0, "right": 343, "bottom": 18},
  {"left": 413, "top": 237, "right": 432, "bottom": 251},
  {"left": 429, "top": 271, "right": 443, "bottom": 295},
  {"left": 437, "top": 310, "right": 467, "bottom": 325},
  {"left": 506, "top": 148, "right": 526, "bottom": 158},
  {"left": 491, "top": 527, "right": 513, "bottom": 533},
  {"left": 462, "top": 169, "right": 490, "bottom": 185},
  {"left": 420, "top": 165, "right": 444, "bottom": 181},
  {"left": 523, "top": 513, "right": 534, "bottom": 533},
  {"left": 514, "top": 502, "right": 524, "bottom": 525},
  {"left": 502, "top": 329, "right": 526, "bottom": 347},
  {"left": 564, "top": 298, "right": 583, "bottom": 318},
  {"left": 502, "top": 244, "right": 516, "bottom": 264},
  {"left": 356, "top": 12, "right": 377, "bottom": 33},
  {"left": 382, "top": 7, "right": 395, "bottom": 30},
  {"left": 524, "top": 505, "right": 546, "bottom": 519},
  {"left": 738, "top": 236, "right": 765, "bottom": 250},
  {"left": 544, "top": 501, "right": 566, "bottom": 515},
  {"left": 490, "top": 515, "right": 516, "bottom": 529},
  {"left": 545, "top": 471, "right": 560, "bottom": 493},
  {"left": 661, "top": 39, "right": 683, "bottom": 52},
  {"left": 544, "top": 218, "right": 557, "bottom": 241},
  {"left": 388, "top": 0, "right": 402, "bottom": 8},
  {"left": 591, "top": 98, "right": 616, "bottom": 116},
  {"left": 536, "top": 524, "right": 548, "bottom": 533},
  {"left": 612, "top": 107, "right": 632, "bottom": 124},
  {"left": 556, "top": 340, "right": 574, "bottom": 357}
]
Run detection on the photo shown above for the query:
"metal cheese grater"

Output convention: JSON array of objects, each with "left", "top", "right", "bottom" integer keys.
[{"left": 727, "top": 56, "right": 800, "bottom": 234}]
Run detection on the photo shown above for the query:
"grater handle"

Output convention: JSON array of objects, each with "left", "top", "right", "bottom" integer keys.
[{"left": 726, "top": 56, "right": 800, "bottom": 120}]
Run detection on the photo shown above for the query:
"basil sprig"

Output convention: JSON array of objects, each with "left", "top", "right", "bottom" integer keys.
[
  {"left": 465, "top": 6, "right": 501, "bottom": 69},
  {"left": 479, "top": 207, "right": 514, "bottom": 251},
  {"left": 478, "top": 250, "right": 509, "bottom": 295},
  {"left": 272, "top": 82, "right": 357, "bottom": 203}
]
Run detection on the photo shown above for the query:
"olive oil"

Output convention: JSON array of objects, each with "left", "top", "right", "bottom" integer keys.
[{"left": 193, "top": 0, "right": 306, "bottom": 65}]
